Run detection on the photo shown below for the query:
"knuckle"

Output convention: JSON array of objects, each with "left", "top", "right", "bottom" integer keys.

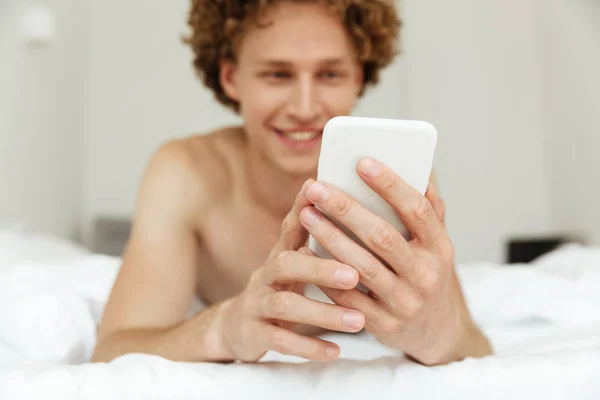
[
  {"left": 275, "top": 250, "right": 294, "bottom": 270},
  {"left": 439, "top": 240, "right": 455, "bottom": 264},
  {"left": 322, "top": 229, "right": 339, "bottom": 247},
  {"left": 412, "top": 196, "right": 433, "bottom": 223},
  {"left": 248, "top": 269, "right": 264, "bottom": 287},
  {"left": 320, "top": 307, "right": 333, "bottom": 326},
  {"left": 402, "top": 298, "right": 424, "bottom": 320},
  {"left": 360, "top": 257, "right": 380, "bottom": 282},
  {"left": 313, "top": 258, "right": 328, "bottom": 281},
  {"left": 270, "top": 329, "right": 288, "bottom": 351},
  {"left": 280, "top": 214, "right": 294, "bottom": 233},
  {"left": 378, "top": 316, "right": 401, "bottom": 335},
  {"left": 371, "top": 223, "right": 399, "bottom": 253},
  {"left": 334, "top": 290, "right": 355, "bottom": 308},
  {"left": 333, "top": 198, "right": 352, "bottom": 217},
  {"left": 269, "top": 293, "right": 292, "bottom": 317},
  {"left": 271, "top": 252, "right": 291, "bottom": 281},
  {"left": 238, "top": 289, "right": 259, "bottom": 319},
  {"left": 419, "top": 270, "right": 440, "bottom": 296}
]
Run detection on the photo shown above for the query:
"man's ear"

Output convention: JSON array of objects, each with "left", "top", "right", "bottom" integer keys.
[
  {"left": 355, "top": 63, "right": 364, "bottom": 94},
  {"left": 219, "top": 59, "right": 239, "bottom": 102}
]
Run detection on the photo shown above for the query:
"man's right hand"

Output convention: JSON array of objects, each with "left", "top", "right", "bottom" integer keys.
[{"left": 220, "top": 180, "right": 366, "bottom": 362}]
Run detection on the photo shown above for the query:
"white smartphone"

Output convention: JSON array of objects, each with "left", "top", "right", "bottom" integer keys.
[{"left": 308, "top": 116, "right": 438, "bottom": 260}]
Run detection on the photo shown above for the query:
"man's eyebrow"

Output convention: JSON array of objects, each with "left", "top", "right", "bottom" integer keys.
[
  {"left": 320, "top": 58, "right": 346, "bottom": 66},
  {"left": 257, "top": 60, "right": 293, "bottom": 67},
  {"left": 257, "top": 57, "right": 348, "bottom": 67}
]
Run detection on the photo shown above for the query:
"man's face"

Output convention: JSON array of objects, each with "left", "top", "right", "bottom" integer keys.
[{"left": 221, "top": 2, "right": 363, "bottom": 176}]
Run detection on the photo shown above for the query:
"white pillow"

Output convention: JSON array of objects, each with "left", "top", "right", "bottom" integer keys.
[{"left": 0, "top": 229, "right": 89, "bottom": 271}]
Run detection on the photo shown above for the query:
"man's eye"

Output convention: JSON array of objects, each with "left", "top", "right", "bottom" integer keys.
[
  {"left": 319, "top": 70, "right": 342, "bottom": 80},
  {"left": 263, "top": 71, "right": 291, "bottom": 79}
]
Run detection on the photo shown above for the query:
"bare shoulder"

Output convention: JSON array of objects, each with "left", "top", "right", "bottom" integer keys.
[
  {"left": 134, "top": 127, "right": 246, "bottom": 227},
  {"left": 185, "top": 126, "right": 247, "bottom": 197}
]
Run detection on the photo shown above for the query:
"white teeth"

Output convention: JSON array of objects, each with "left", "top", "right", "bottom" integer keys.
[{"left": 283, "top": 131, "right": 319, "bottom": 141}]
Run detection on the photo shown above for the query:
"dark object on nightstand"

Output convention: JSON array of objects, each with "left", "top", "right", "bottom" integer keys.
[{"left": 506, "top": 235, "right": 584, "bottom": 264}]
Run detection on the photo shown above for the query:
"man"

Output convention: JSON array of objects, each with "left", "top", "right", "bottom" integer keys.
[{"left": 92, "top": 0, "right": 492, "bottom": 365}]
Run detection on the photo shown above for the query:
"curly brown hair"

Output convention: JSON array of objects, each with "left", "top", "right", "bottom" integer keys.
[{"left": 183, "top": 0, "right": 401, "bottom": 112}]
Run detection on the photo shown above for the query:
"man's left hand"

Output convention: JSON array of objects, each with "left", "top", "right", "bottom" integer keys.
[{"left": 299, "top": 158, "right": 493, "bottom": 365}]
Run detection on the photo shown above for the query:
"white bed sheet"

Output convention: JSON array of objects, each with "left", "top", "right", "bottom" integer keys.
[{"left": 1, "top": 240, "right": 600, "bottom": 399}]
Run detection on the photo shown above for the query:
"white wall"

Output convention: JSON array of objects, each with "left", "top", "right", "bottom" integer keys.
[
  {"left": 540, "top": 0, "right": 600, "bottom": 245},
  {"left": 0, "top": 0, "right": 87, "bottom": 238},
  {"left": 8, "top": 0, "right": 593, "bottom": 264},
  {"left": 82, "top": 0, "right": 558, "bottom": 263},
  {"left": 0, "top": 3, "right": 23, "bottom": 221},
  {"left": 401, "top": 0, "right": 553, "bottom": 262},
  {"left": 82, "top": 0, "right": 410, "bottom": 245},
  {"left": 83, "top": 0, "right": 237, "bottom": 243}
]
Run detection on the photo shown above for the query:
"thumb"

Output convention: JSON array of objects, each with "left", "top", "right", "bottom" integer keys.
[
  {"left": 425, "top": 173, "right": 446, "bottom": 225},
  {"left": 275, "top": 179, "right": 315, "bottom": 251}
]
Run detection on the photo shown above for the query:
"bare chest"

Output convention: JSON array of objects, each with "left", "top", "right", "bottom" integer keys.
[{"left": 195, "top": 198, "right": 282, "bottom": 305}]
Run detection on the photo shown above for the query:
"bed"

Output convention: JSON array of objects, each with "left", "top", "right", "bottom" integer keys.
[{"left": 1, "top": 228, "right": 600, "bottom": 399}]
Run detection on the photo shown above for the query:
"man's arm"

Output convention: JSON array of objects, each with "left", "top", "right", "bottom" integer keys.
[
  {"left": 92, "top": 299, "right": 235, "bottom": 363},
  {"left": 92, "top": 141, "right": 231, "bottom": 363}
]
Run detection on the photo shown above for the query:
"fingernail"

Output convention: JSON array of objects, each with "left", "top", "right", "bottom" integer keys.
[
  {"left": 307, "top": 182, "right": 329, "bottom": 202},
  {"left": 301, "top": 208, "right": 320, "bottom": 227},
  {"left": 343, "top": 312, "right": 365, "bottom": 329},
  {"left": 301, "top": 179, "right": 315, "bottom": 196},
  {"left": 335, "top": 267, "right": 356, "bottom": 286},
  {"left": 326, "top": 345, "right": 339, "bottom": 359},
  {"left": 359, "top": 158, "right": 381, "bottom": 178}
]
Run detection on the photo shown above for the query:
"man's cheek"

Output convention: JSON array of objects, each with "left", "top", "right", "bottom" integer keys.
[{"left": 325, "top": 88, "right": 360, "bottom": 115}]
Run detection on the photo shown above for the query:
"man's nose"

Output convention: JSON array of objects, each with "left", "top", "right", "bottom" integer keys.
[{"left": 288, "top": 76, "right": 322, "bottom": 122}]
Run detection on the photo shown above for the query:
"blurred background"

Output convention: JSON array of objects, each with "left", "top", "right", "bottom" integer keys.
[{"left": 0, "top": 0, "right": 598, "bottom": 264}]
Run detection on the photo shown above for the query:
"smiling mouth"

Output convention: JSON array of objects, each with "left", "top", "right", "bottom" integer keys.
[{"left": 274, "top": 129, "right": 323, "bottom": 142}]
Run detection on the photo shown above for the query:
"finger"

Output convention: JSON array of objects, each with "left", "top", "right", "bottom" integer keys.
[
  {"left": 294, "top": 248, "right": 318, "bottom": 296},
  {"left": 425, "top": 172, "right": 446, "bottom": 225},
  {"left": 299, "top": 243, "right": 421, "bottom": 316},
  {"left": 304, "top": 182, "right": 417, "bottom": 279},
  {"left": 357, "top": 158, "right": 447, "bottom": 249},
  {"left": 262, "top": 324, "right": 340, "bottom": 360},
  {"left": 276, "top": 179, "right": 316, "bottom": 251},
  {"left": 268, "top": 249, "right": 359, "bottom": 290},
  {"left": 299, "top": 206, "right": 399, "bottom": 297},
  {"left": 319, "top": 287, "right": 398, "bottom": 334},
  {"left": 261, "top": 291, "right": 365, "bottom": 332}
]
